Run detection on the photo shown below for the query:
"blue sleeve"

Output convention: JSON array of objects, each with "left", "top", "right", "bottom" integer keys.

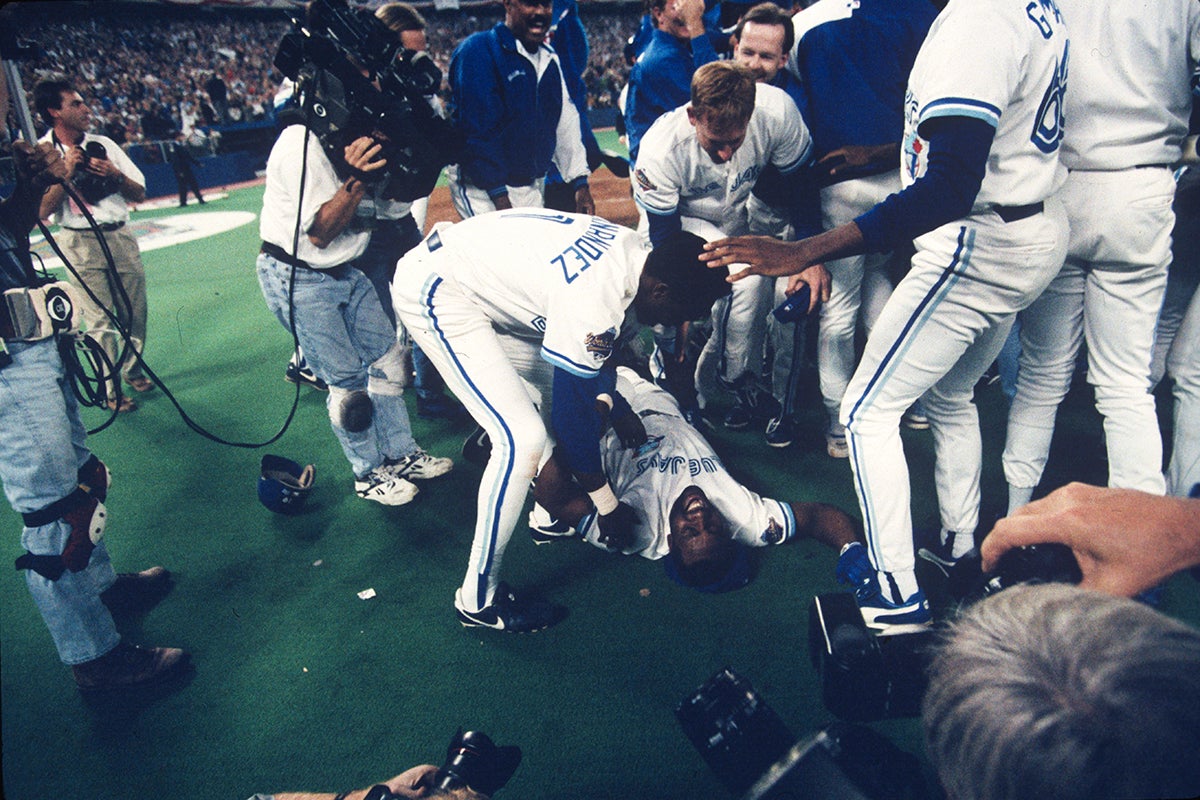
[
  {"left": 647, "top": 208, "right": 682, "bottom": 248},
  {"left": 855, "top": 116, "right": 995, "bottom": 253},
  {"left": 450, "top": 34, "right": 509, "bottom": 195},
  {"left": 751, "top": 164, "right": 823, "bottom": 240},
  {"left": 551, "top": 367, "right": 607, "bottom": 475}
]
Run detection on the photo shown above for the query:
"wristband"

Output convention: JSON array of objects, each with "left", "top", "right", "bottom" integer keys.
[{"left": 588, "top": 484, "right": 619, "bottom": 516}]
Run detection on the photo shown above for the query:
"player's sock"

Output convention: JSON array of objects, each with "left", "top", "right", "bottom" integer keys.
[{"left": 1007, "top": 484, "right": 1034, "bottom": 514}]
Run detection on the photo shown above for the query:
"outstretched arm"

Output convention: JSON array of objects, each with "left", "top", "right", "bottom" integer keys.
[{"left": 786, "top": 501, "right": 861, "bottom": 552}]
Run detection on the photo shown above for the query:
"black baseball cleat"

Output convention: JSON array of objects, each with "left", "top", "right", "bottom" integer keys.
[
  {"left": 454, "top": 584, "right": 566, "bottom": 633},
  {"left": 461, "top": 424, "right": 492, "bottom": 465},
  {"left": 528, "top": 504, "right": 578, "bottom": 545}
]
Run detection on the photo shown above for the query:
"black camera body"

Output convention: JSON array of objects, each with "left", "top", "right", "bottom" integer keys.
[
  {"left": 435, "top": 729, "right": 521, "bottom": 797},
  {"left": 809, "top": 544, "right": 1082, "bottom": 722},
  {"left": 272, "top": 0, "right": 459, "bottom": 202},
  {"left": 676, "top": 668, "right": 926, "bottom": 799},
  {"left": 74, "top": 141, "right": 123, "bottom": 205}
]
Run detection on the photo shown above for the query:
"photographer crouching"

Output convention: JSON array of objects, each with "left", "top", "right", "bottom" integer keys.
[
  {"left": 34, "top": 78, "right": 152, "bottom": 413},
  {"left": 1, "top": 78, "right": 187, "bottom": 690}
]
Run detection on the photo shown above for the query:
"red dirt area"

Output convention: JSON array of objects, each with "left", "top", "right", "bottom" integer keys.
[{"left": 422, "top": 167, "right": 639, "bottom": 232}]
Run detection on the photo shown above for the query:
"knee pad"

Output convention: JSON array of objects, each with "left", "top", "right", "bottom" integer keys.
[
  {"left": 367, "top": 341, "right": 410, "bottom": 396},
  {"left": 77, "top": 455, "right": 110, "bottom": 502},
  {"left": 16, "top": 488, "right": 107, "bottom": 580},
  {"left": 329, "top": 387, "right": 373, "bottom": 433}
]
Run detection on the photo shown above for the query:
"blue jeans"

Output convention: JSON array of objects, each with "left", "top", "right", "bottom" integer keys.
[
  {"left": 257, "top": 253, "right": 418, "bottom": 478},
  {"left": 0, "top": 338, "right": 120, "bottom": 665},
  {"left": 356, "top": 217, "right": 448, "bottom": 403}
]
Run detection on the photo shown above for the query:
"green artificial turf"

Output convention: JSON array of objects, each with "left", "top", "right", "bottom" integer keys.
[{"left": 2, "top": 183, "right": 1197, "bottom": 800}]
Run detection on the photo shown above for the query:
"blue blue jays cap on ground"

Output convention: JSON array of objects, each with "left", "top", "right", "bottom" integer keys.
[{"left": 257, "top": 454, "right": 315, "bottom": 515}]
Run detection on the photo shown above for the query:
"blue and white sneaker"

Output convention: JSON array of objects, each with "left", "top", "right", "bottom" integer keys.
[{"left": 856, "top": 582, "right": 932, "bottom": 633}]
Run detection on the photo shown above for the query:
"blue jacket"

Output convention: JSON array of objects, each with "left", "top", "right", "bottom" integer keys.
[
  {"left": 623, "top": 28, "right": 719, "bottom": 162},
  {"left": 790, "top": 0, "right": 938, "bottom": 163},
  {"left": 450, "top": 23, "right": 588, "bottom": 197}
]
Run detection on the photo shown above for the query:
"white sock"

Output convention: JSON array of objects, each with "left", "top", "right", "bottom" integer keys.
[{"left": 1008, "top": 484, "right": 1034, "bottom": 514}]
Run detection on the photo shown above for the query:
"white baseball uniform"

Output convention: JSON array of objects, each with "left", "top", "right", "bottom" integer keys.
[
  {"left": 841, "top": 0, "right": 1070, "bottom": 598},
  {"left": 391, "top": 210, "right": 647, "bottom": 611},
  {"left": 633, "top": 83, "right": 812, "bottom": 397},
  {"left": 577, "top": 369, "right": 797, "bottom": 556},
  {"left": 1002, "top": 0, "right": 1200, "bottom": 507}
]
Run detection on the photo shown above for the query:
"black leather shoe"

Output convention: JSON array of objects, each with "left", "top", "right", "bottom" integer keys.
[{"left": 72, "top": 641, "right": 189, "bottom": 691}]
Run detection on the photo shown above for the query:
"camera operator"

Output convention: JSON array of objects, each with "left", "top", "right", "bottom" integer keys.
[
  {"left": 0, "top": 79, "right": 187, "bottom": 690},
  {"left": 358, "top": 1, "right": 466, "bottom": 423},
  {"left": 923, "top": 583, "right": 1200, "bottom": 800},
  {"left": 34, "top": 78, "right": 152, "bottom": 413},
  {"left": 245, "top": 764, "right": 486, "bottom": 800},
  {"left": 257, "top": 99, "right": 453, "bottom": 505}
]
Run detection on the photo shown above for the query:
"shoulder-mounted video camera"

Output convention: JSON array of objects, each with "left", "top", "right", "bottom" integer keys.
[
  {"left": 808, "top": 544, "right": 1082, "bottom": 723},
  {"left": 272, "top": 0, "right": 461, "bottom": 202}
]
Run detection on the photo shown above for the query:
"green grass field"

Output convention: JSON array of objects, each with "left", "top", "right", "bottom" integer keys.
[{"left": 2, "top": 183, "right": 1196, "bottom": 800}]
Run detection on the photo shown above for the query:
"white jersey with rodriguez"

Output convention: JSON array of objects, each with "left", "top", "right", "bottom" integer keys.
[
  {"left": 416, "top": 210, "right": 647, "bottom": 377},
  {"left": 579, "top": 372, "right": 797, "bottom": 558},
  {"left": 633, "top": 83, "right": 812, "bottom": 237},
  {"left": 902, "top": 0, "right": 1069, "bottom": 210},
  {"left": 1056, "top": 0, "right": 1200, "bottom": 170}
]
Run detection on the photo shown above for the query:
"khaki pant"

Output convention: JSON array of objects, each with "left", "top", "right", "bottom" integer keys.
[{"left": 58, "top": 225, "right": 147, "bottom": 398}]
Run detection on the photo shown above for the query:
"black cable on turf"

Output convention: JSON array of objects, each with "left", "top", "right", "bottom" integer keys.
[{"left": 35, "top": 177, "right": 308, "bottom": 447}]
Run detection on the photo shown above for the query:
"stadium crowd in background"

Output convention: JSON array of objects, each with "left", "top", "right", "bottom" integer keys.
[{"left": 5, "top": 1, "right": 641, "bottom": 156}]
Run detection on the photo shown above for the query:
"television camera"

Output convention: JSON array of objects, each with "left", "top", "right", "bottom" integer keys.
[{"left": 272, "top": 0, "right": 459, "bottom": 202}]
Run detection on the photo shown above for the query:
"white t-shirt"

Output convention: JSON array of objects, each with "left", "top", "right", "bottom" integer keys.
[
  {"left": 40, "top": 131, "right": 143, "bottom": 227},
  {"left": 259, "top": 125, "right": 370, "bottom": 269},
  {"left": 1056, "top": 0, "right": 1200, "bottom": 170}
]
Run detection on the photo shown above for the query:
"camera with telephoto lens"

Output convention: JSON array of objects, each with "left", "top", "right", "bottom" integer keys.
[
  {"left": 73, "top": 141, "right": 123, "bottom": 205},
  {"left": 434, "top": 729, "right": 522, "bottom": 797},
  {"left": 809, "top": 543, "right": 1082, "bottom": 722},
  {"left": 272, "top": 0, "right": 459, "bottom": 201},
  {"left": 676, "top": 667, "right": 927, "bottom": 799}
]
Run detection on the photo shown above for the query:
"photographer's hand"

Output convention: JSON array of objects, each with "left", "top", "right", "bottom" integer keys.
[
  {"left": 981, "top": 483, "right": 1200, "bottom": 597},
  {"left": 84, "top": 153, "right": 146, "bottom": 203},
  {"left": 383, "top": 764, "right": 439, "bottom": 798}
]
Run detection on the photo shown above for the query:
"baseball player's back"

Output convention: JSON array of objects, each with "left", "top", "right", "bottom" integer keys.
[
  {"left": 1002, "top": 0, "right": 1200, "bottom": 508},
  {"left": 400, "top": 211, "right": 646, "bottom": 376}
]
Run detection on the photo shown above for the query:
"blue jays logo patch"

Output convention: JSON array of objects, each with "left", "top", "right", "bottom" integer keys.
[
  {"left": 634, "top": 168, "right": 657, "bottom": 192},
  {"left": 584, "top": 327, "right": 617, "bottom": 362},
  {"left": 760, "top": 517, "right": 784, "bottom": 546}
]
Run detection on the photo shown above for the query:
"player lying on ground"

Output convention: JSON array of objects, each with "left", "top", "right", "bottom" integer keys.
[{"left": 530, "top": 368, "right": 868, "bottom": 592}]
